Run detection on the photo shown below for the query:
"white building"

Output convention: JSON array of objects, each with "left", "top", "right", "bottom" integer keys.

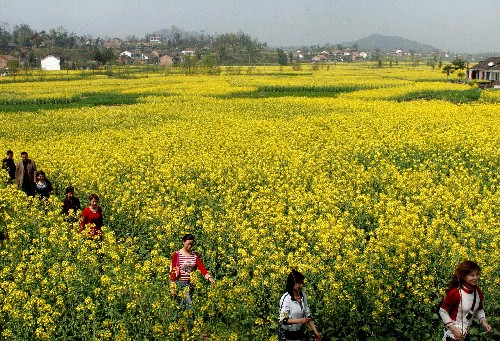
[
  {"left": 358, "top": 52, "right": 368, "bottom": 59},
  {"left": 467, "top": 57, "right": 500, "bottom": 86},
  {"left": 149, "top": 36, "right": 162, "bottom": 44},
  {"left": 182, "top": 48, "right": 197, "bottom": 56},
  {"left": 41, "top": 55, "right": 60, "bottom": 71},
  {"left": 119, "top": 50, "right": 141, "bottom": 59}
]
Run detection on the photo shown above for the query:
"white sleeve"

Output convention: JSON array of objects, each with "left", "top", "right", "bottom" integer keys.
[
  {"left": 302, "top": 292, "right": 311, "bottom": 317},
  {"left": 476, "top": 309, "right": 486, "bottom": 321},
  {"left": 439, "top": 307, "right": 453, "bottom": 326},
  {"left": 279, "top": 294, "right": 291, "bottom": 324}
]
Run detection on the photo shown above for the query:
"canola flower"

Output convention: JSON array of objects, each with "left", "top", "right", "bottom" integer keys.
[{"left": 0, "top": 64, "right": 498, "bottom": 340}]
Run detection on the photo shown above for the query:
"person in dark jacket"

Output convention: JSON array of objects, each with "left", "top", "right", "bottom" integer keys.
[
  {"left": 34, "top": 170, "right": 54, "bottom": 200},
  {"left": 2, "top": 150, "right": 16, "bottom": 182},
  {"left": 62, "top": 186, "right": 82, "bottom": 216}
]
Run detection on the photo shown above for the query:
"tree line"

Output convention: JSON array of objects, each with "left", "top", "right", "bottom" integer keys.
[{"left": 0, "top": 22, "right": 284, "bottom": 69}]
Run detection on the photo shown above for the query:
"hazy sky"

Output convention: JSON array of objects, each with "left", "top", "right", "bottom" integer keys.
[{"left": 1, "top": 0, "right": 499, "bottom": 53}]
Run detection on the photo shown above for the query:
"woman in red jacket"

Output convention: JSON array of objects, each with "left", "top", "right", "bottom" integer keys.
[
  {"left": 170, "top": 233, "right": 215, "bottom": 309},
  {"left": 439, "top": 261, "right": 492, "bottom": 340},
  {"left": 79, "top": 193, "right": 104, "bottom": 238}
]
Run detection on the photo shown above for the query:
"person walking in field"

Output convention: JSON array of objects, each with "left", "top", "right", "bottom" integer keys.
[
  {"left": 2, "top": 150, "right": 16, "bottom": 182},
  {"left": 279, "top": 269, "right": 321, "bottom": 341},
  {"left": 15, "top": 151, "right": 37, "bottom": 197},
  {"left": 170, "top": 233, "right": 215, "bottom": 310},
  {"left": 79, "top": 193, "right": 104, "bottom": 238},
  {"left": 34, "top": 170, "right": 55, "bottom": 200},
  {"left": 62, "top": 186, "right": 82, "bottom": 219},
  {"left": 439, "top": 260, "right": 492, "bottom": 340}
]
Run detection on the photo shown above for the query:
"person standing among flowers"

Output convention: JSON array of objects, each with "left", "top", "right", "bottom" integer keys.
[
  {"left": 2, "top": 150, "right": 16, "bottom": 182},
  {"left": 439, "top": 260, "right": 492, "bottom": 340},
  {"left": 279, "top": 269, "right": 320, "bottom": 341},
  {"left": 79, "top": 193, "right": 104, "bottom": 238},
  {"left": 34, "top": 170, "right": 55, "bottom": 200},
  {"left": 170, "top": 233, "right": 215, "bottom": 309},
  {"left": 62, "top": 186, "right": 82, "bottom": 221},
  {"left": 15, "top": 151, "right": 37, "bottom": 197}
]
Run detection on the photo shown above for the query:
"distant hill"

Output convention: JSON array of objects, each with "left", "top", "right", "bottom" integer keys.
[{"left": 352, "top": 34, "right": 438, "bottom": 52}]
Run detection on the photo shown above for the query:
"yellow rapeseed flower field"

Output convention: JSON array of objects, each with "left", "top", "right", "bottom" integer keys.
[{"left": 0, "top": 64, "right": 498, "bottom": 340}]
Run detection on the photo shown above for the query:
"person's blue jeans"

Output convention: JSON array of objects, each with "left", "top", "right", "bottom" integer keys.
[{"left": 177, "top": 281, "right": 193, "bottom": 310}]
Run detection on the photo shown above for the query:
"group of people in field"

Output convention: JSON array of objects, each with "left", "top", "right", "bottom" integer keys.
[
  {"left": 3, "top": 150, "right": 494, "bottom": 340},
  {"left": 2, "top": 150, "right": 104, "bottom": 237},
  {"left": 2, "top": 150, "right": 53, "bottom": 199},
  {"left": 169, "top": 240, "right": 493, "bottom": 340}
]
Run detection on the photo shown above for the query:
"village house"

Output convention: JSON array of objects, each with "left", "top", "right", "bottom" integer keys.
[
  {"left": 159, "top": 54, "right": 173, "bottom": 66},
  {"left": 342, "top": 51, "right": 352, "bottom": 62},
  {"left": 182, "top": 48, "right": 197, "bottom": 57},
  {"left": 149, "top": 36, "right": 162, "bottom": 45},
  {"left": 292, "top": 50, "right": 304, "bottom": 61},
  {"left": 152, "top": 50, "right": 174, "bottom": 66},
  {"left": 467, "top": 57, "right": 500, "bottom": 87},
  {"left": 151, "top": 50, "right": 164, "bottom": 58},
  {"left": 0, "top": 54, "right": 17, "bottom": 69},
  {"left": 311, "top": 54, "right": 328, "bottom": 63},
  {"left": 120, "top": 50, "right": 160, "bottom": 64},
  {"left": 103, "top": 38, "right": 123, "bottom": 50},
  {"left": 350, "top": 51, "right": 360, "bottom": 61},
  {"left": 358, "top": 51, "right": 369, "bottom": 59},
  {"left": 141, "top": 53, "right": 159, "bottom": 64},
  {"left": 387, "top": 49, "right": 404, "bottom": 57},
  {"left": 120, "top": 50, "right": 142, "bottom": 59},
  {"left": 41, "top": 55, "right": 60, "bottom": 71},
  {"left": 119, "top": 50, "right": 142, "bottom": 64}
]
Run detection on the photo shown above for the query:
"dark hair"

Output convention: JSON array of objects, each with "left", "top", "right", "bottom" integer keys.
[
  {"left": 65, "top": 186, "right": 75, "bottom": 194},
  {"left": 6, "top": 150, "right": 13, "bottom": 156},
  {"left": 89, "top": 193, "right": 99, "bottom": 201},
  {"left": 20, "top": 151, "right": 28, "bottom": 156},
  {"left": 285, "top": 269, "right": 305, "bottom": 297},
  {"left": 446, "top": 260, "right": 481, "bottom": 292},
  {"left": 35, "top": 170, "right": 46, "bottom": 178},
  {"left": 182, "top": 233, "right": 195, "bottom": 242}
]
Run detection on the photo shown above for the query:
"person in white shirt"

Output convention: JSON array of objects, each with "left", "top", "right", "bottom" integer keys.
[
  {"left": 439, "top": 260, "right": 492, "bottom": 340},
  {"left": 279, "top": 269, "right": 320, "bottom": 341}
]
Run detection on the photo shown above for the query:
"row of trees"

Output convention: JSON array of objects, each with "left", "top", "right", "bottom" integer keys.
[
  {"left": 0, "top": 23, "right": 89, "bottom": 50},
  {"left": 1, "top": 22, "right": 469, "bottom": 73},
  {"left": 0, "top": 22, "right": 117, "bottom": 69},
  {"left": 0, "top": 22, "right": 281, "bottom": 68}
]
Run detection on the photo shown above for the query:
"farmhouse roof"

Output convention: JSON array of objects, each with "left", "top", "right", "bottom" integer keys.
[
  {"left": 152, "top": 49, "right": 170, "bottom": 57},
  {"left": 470, "top": 57, "right": 500, "bottom": 71},
  {"left": 0, "top": 55, "right": 17, "bottom": 61},
  {"left": 42, "top": 55, "right": 60, "bottom": 61}
]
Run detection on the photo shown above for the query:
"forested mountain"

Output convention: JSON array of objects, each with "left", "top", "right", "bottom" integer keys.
[{"left": 352, "top": 33, "right": 438, "bottom": 52}]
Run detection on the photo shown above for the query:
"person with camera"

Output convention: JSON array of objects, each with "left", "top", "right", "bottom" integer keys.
[
  {"left": 279, "top": 269, "right": 320, "bottom": 341},
  {"left": 439, "top": 260, "right": 492, "bottom": 340}
]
